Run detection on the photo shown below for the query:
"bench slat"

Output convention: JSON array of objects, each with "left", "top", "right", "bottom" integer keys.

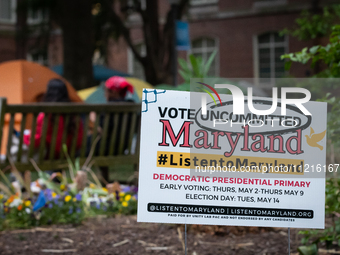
[
  {"left": 17, "top": 113, "right": 27, "bottom": 162},
  {"left": 38, "top": 113, "right": 49, "bottom": 163},
  {"left": 126, "top": 113, "right": 137, "bottom": 155},
  {"left": 28, "top": 113, "right": 38, "bottom": 159},
  {"left": 108, "top": 114, "right": 119, "bottom": 156},
  {"left": 6, "top": 113, "right": 15, "bottom": 162},
  {"left": 48, "top": 114, "right": 60, "bottom": 161},
  {"left": 70, "top": 115, "right": 80, "bottom": 160},
  {"left": 99, "top": 113, "right": 110, "bottom": 156},
  {"left": 6, "top": 103, "right": 140, "bottom": 114},
  {"left": 91, "top": 113, "right": 100, "bottom": 153},
  {"left": 0, "top": 98, "right": 7, "bottom": 161},
  {"left": 80, "top": 114, "right": 89, "bottom": 158},
  {"left": 118, "top": 113, "right": 128, "bottom": 155},
  {"left": 59, "top": 114, "right": 70, "bottom": 160}
]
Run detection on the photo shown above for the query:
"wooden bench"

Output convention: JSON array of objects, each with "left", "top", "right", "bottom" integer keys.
[{"left": 0, "top": 98, "right": 141, "bottom": 174}]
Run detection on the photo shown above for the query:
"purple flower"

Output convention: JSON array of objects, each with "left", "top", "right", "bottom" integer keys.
[
  {"left": 122, "top": 186, "right": 130, "bottom": 192},
  {"left": 90, "top": 201, "right": 96, "bottom": 207},
  {"left": 96, "top": 203, "right": 100, "bottom": 210},
  {"left": 68, "top": 207, "right": 73, "bottom": 214},
  {"left": 133, "top": 194, "right": 138, "bottom": 200},
  {"left": 48, "top": 203, "right": 53, "bottom": 208},
  {"left": 45, "top": 189, "right": 53, "bottom": 201},
  {"left": 75, "top": 194, "right": 82, "bottom": 201},
  {"left": 132, "top": 186, "right": 138, "bottom": 193},
  {"left": 76, "top": 207, "right": 81, "bottom": 213}
]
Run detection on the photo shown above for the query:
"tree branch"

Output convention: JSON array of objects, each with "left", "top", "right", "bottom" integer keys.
[
  {"left": 105, "top": 0, "right": 144, "bottom": 64},
  {"left": 162, "top": 0, "right": 189, "bottom": 74}
]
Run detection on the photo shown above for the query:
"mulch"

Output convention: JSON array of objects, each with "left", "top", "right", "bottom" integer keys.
[{"left": 0, "top": 215, "right": 332, "bottom": 255}]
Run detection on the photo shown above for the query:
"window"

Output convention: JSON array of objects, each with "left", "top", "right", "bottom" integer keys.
[
  {"left": 189, "top": 0, "right": 219, "bottom": 13},
  {"left": 253, "top": 0, "right": 287, "bottom": 8},
  {"left": 0, "top": 0, "right": 15, "bottom": 23},
  {"left": 190, "top": 0, "right": 218, "bottom": 5},
  {"left": 255, "top": 32, "right": 287, "bottom": 86},
  {"left": 191, "top": 37, "right": 219, "bottom": 77},
  {"left": 27, "top": 8, "right": 47, "bottom": 25},
  {"left": 128, "top": 43, "right": 146, "bottom": 80},
  {"left": 27, "top": 50, "right": 48, "bottom": 66}
]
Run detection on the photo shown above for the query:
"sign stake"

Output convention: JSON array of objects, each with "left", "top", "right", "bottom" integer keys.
[
  {"left": 288, "top": 227, "right": 291, "bottom": 255},
  {"left": 185, "top": 224, "right": 187, "bottom": 255}
]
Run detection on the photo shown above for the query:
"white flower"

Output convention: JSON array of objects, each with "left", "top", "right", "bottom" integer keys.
[
  {"left": 30, "top": 179, "right": 44, "bottom": 193},
  {"left": 9, "top": 198, "right": 22, "bottom": 208},
  {"left": 25, "top": 208, "right": 31, "bottom": 214}
]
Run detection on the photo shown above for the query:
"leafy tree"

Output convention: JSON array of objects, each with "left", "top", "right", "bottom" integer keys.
[
  {"left": 16, "top": 0, "right": 94, "bottom": 90},
  {"left": 282, "top": 25, "right": 340, "bottom": 78},
  {"left": 282, "top": 25, "right": 340, "bottom": 141},
  {"left": 17, "top": 0, "right": 189, "bottom": 88},
  {"left": 282, "top": 6, "right": 340, "bottom": 253},
  {"left": 93, "top": 0, "right": 189, "bottom": 85},
  {"left": 282, "top": 4, "right": 340, "bottom": 40}
]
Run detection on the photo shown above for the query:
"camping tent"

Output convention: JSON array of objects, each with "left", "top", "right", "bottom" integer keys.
[
  {"left": 0, "top": 60, "right": 82, "bottom": 155},
  {"left": 0, "top": 60, "right": 82, "bottom": 104}
]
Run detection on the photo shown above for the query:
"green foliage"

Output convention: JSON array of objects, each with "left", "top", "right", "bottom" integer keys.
[
  {"left": 282, "top": 25, "right": 340, "bottom": 142},
  {"left": 325, "top": 178, "right": 340, "bottom": 215},
  {"left": 38, "top": 195, "right": 85, "bottom": 226},
  {"left": 297, "top": 178, "right": 340, "bottom": 251},
  {"left": 0, "top": 142, "right": 138, "bottom": 231},
  {"left": 297, "top": 243, "right": 318, "bottom": 255},
  {"left": 282, "top": 25, "right": 340, "bottom": 78},
  {"left": 117, "top": 192, "right": 137, "bottom": 215},
  {"left": 322, "top": 94, "right": 340, "bottom": 146},
  {"left": 281, "top": 5, "right": 340, "bottom": 40},
  {"left": 282, "top": 5, "right": 340, "bottom": 253},
  {"left": 0, "top": 187, "right": 138, "bottom": 230},
  {"left": 3, "top": 203, "right": 36, "bottom": 229},
  {"left": 178, "top": 50, "right": 218, "bottom": 84}
]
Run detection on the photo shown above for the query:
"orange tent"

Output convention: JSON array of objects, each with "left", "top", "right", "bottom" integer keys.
[
  {"left": 0, "top": 60, "right": 82, "bottom": 155},
  {"left": 0, "top": 60, "right": 82, "bottom": 104}
]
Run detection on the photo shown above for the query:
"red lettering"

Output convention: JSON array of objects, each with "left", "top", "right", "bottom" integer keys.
[
  {"left": 286, "top": 129, "right": 303, "bottom": 154},
  {"left": 158, "top": 120, "right": 192, "bottom": 147}
]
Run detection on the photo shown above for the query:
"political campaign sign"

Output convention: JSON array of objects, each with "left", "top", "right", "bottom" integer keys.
[{"left": 138, "top": 83, "right": 328, "bottom": 229}]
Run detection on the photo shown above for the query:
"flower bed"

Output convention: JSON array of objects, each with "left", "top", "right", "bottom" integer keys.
[
  {"left": 0, "top": 144, "right": 138, "bottom": 230},
  {"left": 0, "top": 183, "right": 137, "bottom": 230}
]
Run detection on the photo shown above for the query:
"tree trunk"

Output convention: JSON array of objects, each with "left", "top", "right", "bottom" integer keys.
[
  {"left": 61, "top": 0, "right": 93, "bottom": 90},
  {"left": 15, "top": 0, "right": 27, "bottom": 59}
]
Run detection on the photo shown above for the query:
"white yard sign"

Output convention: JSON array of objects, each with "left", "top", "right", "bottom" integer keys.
[{"left": 138, "top": 89, "right": 327, "bottom": 228}]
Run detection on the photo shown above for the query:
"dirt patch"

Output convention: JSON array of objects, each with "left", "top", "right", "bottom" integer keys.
[{"left": 0, "top": 215, "right": 324, "bottom": 255}]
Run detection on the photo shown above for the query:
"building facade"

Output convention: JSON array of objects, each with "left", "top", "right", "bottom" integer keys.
[{"left": 0, "top": 0, "right": 336, "bottom": 87}]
